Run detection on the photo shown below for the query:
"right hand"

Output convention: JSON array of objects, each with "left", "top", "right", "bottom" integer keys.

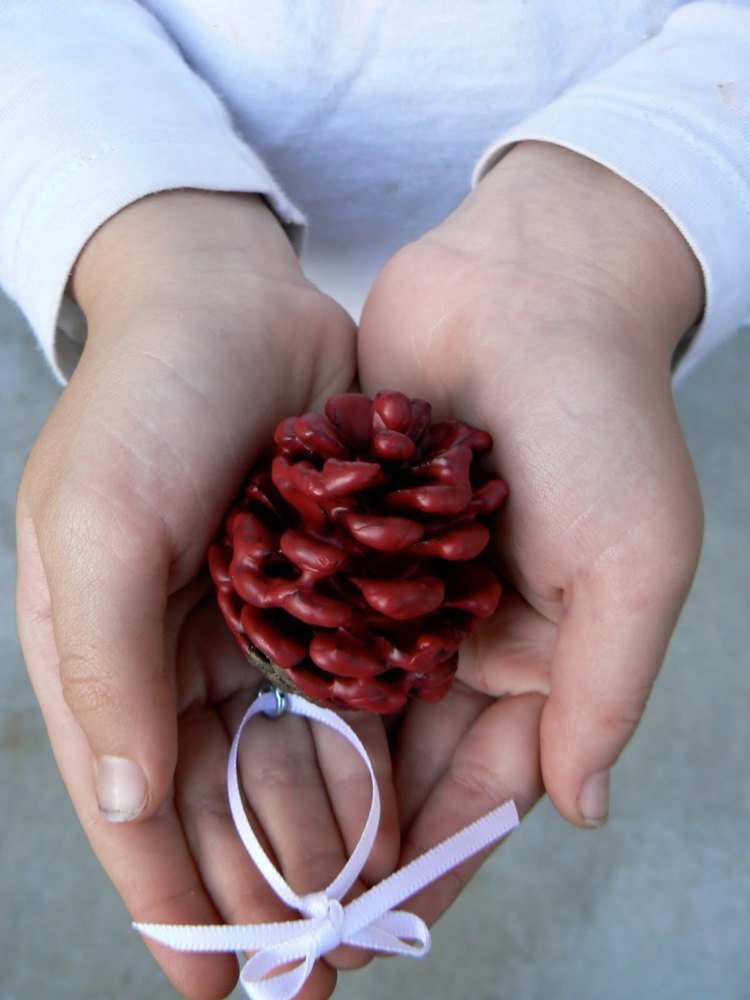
[
  {"left": 357, "top": 141, "right": 704, "bottom": 933},
  {"left": 16, "top": 191, "right": 398, "bottom": 998}
]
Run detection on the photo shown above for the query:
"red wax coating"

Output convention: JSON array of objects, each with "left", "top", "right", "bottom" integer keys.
[{"left": 209, "top": 390, "right": 507, "bottom": 712}]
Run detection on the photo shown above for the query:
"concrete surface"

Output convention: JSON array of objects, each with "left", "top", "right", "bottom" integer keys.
[{"left": 1, "top": 289, "right": 748, "bottom": 1000}]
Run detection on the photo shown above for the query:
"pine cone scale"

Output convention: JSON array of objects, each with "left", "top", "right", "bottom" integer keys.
[{"left": 343, "top": 512, "right": 424, "bottom": 551}]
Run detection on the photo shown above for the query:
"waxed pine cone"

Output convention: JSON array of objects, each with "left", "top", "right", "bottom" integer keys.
[{"left": 208, "top": 391, "right": 507, "bottom": 713}]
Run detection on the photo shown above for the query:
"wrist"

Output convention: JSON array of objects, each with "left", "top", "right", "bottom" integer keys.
[
  {"left": 443, "top": 141, "right": 705, "bottom": 363},
  {"left": 70, "top": 190, "right": 304, "bottom": 325}
]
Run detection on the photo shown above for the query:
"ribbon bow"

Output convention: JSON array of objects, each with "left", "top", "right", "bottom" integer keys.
[{"left": 136, "top": 688, "right": 519, "bottom": 1000}]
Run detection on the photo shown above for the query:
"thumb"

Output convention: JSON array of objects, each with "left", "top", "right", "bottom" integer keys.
[
  {"left": 17, "top": 492, "right": 177, "bottom": 824},
  {"left": 541, "top": 543, "right": 701, "bottom": 828}
]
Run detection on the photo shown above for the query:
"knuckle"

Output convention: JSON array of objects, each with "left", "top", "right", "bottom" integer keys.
[
  {"left": 596, "top": 709, "right": 642, "bottom": 741},
  {"left": 59, "top": 651, "right": 117, "bottom": 717},
  {"left": 182, "top": 786, "right": 232, "bottom": 825},
  {"left": 566, "top": 689, "right": 648, "bottom": 733},
  {"left": 243, "top": 747, "right": 316, "bottom": 792},
  {"left": 299, "top": 844, "right": 345, "bottom": 881},
  {"left": 448, "top": 757, "right": 510, "bottom": 811}
]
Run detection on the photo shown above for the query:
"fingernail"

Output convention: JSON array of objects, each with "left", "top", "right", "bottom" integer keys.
[
  {"left": 96, "top": 755, "right": 148, "bottom": 822},
  {"left": 579, "top": 770, "right": 610, "bottom": 827}
]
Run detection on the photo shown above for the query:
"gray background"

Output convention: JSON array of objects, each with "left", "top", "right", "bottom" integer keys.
[{"left": 1, "top": 290, "right": 748, "bottom": 1000}]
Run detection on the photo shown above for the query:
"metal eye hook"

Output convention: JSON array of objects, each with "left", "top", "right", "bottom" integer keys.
[{"left": 258, "top": 681, "right": 288, "bottom": 719}]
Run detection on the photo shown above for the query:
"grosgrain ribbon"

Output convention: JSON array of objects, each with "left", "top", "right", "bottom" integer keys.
[{"left": 135, "top": 689, "right": 519, "bottom": 1000}]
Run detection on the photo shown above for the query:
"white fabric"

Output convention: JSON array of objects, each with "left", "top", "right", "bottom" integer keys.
[
  {"left": 1, "top": 1, "right": 749, "bottom": 380},
  {"left": 135, "top": 687, "right": 520, "bottom": 1000}
]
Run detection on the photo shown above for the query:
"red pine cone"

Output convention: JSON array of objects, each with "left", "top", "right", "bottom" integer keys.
[{"left": 209, "top": 391, "right": 507, "bottom": 713}]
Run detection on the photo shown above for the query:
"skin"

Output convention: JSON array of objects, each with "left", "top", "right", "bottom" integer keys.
[
  {"left": 15, "top": 141, "right": 705, "bottom": 998},
  {"left": 16, "top": 191, "right": 396, "bottom": 998},
  {"left": 359, "top": 140, "right": 705, "bottom": 923}
]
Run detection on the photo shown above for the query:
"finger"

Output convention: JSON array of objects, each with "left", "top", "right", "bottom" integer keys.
[
  {"left": 392, "top": 683, "right": 490, "bottom": 833},
  {"left": 222, "top": 697, "right": 372, "bottom": 972},
  {"left": 399, "top": 693, "right": 544, "bottom": 927},
  {"left": 310, "top": 711, "right": 401, "bottom": 974},
  {"left": 311, "top": 711, "right": 400, "bottom": 884},
  {"left": 16, "top": 532, "right": 238, "bottom": 999},
  {"left": 176, "top": 703, "right": 337, "bottom": 1000},
  {"left": 18, "top": 490, "right": 176, "bottom": 824},
  {"left": 542, "top": 551, "right": 700, "bottom": 828}
]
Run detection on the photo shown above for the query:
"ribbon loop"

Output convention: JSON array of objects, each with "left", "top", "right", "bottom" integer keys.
[
  {"left": 136, "top": 689, "right": 520, "bottom": 1000},
  {"left": 349, "top": 910, "right": 431, "bottom": 957}
]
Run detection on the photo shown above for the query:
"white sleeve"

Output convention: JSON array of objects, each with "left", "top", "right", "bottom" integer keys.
[
  {"left": 472, "top": 1, "right": 750, "bottom": 380},
  {"left": 0, "top": 0, "right": 306, "bottom": 381}
]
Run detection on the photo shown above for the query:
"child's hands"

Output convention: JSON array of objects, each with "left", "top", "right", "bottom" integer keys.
[
  {"left": 359, "top": 142, "right": 704, "bottom": 923},
  {"left": 16, "top": 191, "right": 397, "bottom": 998}
]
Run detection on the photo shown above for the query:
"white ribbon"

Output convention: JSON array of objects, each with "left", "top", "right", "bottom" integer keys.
[{"left": 135, "top": 688, "right": 519, "bottom": 1000}]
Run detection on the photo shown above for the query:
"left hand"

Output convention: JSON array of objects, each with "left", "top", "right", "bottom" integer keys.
[{"left": 357, "top": 141, "right": 705, "bottom": 925}]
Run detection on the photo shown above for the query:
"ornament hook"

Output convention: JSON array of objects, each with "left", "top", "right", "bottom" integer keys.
[{"left": 257, "top": 682, "right": 288, "bottom": 719}]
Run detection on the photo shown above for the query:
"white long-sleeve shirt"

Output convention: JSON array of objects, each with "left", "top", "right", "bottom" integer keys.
[{"left": 1, "top": 1, "right": 748, "bottom": 381}]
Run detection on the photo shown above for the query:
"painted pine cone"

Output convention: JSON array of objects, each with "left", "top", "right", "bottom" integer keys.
[{"left": 209, "top": 391, "right": 507, "bottom": 713}]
